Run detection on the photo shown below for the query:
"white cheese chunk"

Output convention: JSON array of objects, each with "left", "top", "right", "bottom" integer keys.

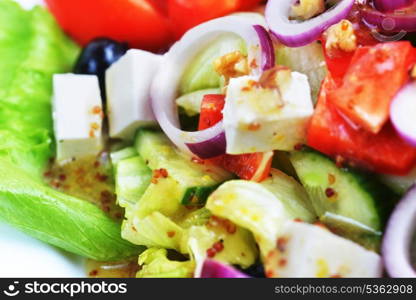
[
  {"left": 223, "top": 73, "right": 313, "bottom": 154},
  {"left": 106, "top": 49, "right": 161, "bottom": 140},
  {"left": 265, "top": 222, "right": 382, "bottom": 278},
  {"left": 53, "top": 74, "right": 104, "bottom": 164}
]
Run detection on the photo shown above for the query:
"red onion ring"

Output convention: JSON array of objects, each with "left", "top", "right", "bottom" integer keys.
[
  {"left": 151, "top": 16, "right": 275, "bottom": 158},
  {"left": 199, "top": 259, "right": 249, "bottom": 278},
  {"left": 361, "top": 4, "right": 416, "bottom": 32},
  {"left": 382, "top": 184, "right": 416, "bottom": 278},
  {"left": 374, "top": 0, "right": 415, "bottom": 12},
  {"left": 390, "top": 82, "right": 416, "bottom": 146},
  {"left": 265, "top": 0, "right": 355, "bottom": 47}
]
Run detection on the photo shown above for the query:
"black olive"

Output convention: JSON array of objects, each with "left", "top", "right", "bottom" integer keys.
[
  {"left": 73, "top": 38, "right": 128, "bottom": 100},
  {"left": 236, "top": 262, "right": 266, "bottom": 278}
]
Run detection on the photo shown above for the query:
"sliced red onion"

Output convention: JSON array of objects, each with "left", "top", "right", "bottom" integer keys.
[
  {"left": 361, "top": 5, "right": 416, "bottom": 32},
  {"left": 151, "top": 15, "right": 274, "bottom": 158},
  {"left": 374, "top": 0, "right": 415, "bottom": 12},
  {"left": 390, "top": 82, "right": 416, "bottom": 146},
  {"left": 199, "top": 259, "right": 249, "bottom": 278},
  {"left": 382, "top": 185, "right": 416, "bottom": 278},
  {"left": 253, "top": 25, "right": 275, "bottom": 71},
  {"left": 265, "top": 0, "right": 355, "bottom": 47}
]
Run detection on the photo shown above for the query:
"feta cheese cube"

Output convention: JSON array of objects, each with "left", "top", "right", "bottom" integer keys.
[
  {"left": 223, "top": 73, "right": 313, "bottom": 154},
  {"left": 265, "top": 222, "right": 382, "bottom": 278},
  {"left": 53, "top": 74, "right": 104, "bottom": 164},
  {"left": 106, "top": 49, "right": 161, "bottom": 140}
]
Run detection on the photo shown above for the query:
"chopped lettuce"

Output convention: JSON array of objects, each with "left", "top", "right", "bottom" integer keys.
[
  {"left": 179, "top": 33, "right": 247, "bottom": 95},
  {"left": 207, "top": 180, "right": 290, "bottom": 256},
  {"left": 276, "top": 42, "right": 327, "bottom": 104},
  {"left": 184, "top": 225, "right": 258, "bottom": 269},
  {"left": 137, "top": 248, "right": 195, "bottom": 278},
  {"left": 261, "top": 169, "right": 316, "bottom": 222}
]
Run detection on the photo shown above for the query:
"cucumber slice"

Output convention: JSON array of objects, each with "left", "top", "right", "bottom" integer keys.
[
  {"left": 290, "top": 149, "right": 397, "bottom": 232},
  {"left": 134, "top": 129, "right": 232, "bottom": 217},
  {"left": 115, "top": 156, "right": 152, "bottom": 209},
  {"left": 276, "top": 42, "right": 327, "bottom": 104}
]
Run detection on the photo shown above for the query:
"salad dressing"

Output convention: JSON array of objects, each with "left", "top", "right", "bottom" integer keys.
[
  {"left": 44, "top": 153, "right": 138, "bottom": 277},
  {"left": 44, "top": 153, "right": 124, "bottom": 220}
]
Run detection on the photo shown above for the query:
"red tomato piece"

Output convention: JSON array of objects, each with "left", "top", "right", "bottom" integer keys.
[
  {"left": 307, "top": 76, "right": 416, "bottom": 175},
  {"left": 198, "top": 94, "right": 273, "bottom": 182},
  {"left": 45, "top": 0, "right": 173, "bottom": 52},
  {"left": 328, "top": 42, "right": 416, "bottom": 134}
]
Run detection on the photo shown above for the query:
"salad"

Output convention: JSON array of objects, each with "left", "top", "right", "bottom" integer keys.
[{"left": 1, "top": 0, "right": 416, "bottom": 278}]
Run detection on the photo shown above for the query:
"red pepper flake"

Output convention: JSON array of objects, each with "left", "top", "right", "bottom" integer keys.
[
  {"left": 89, "top": 129, "right": 95, "bottom": 138},
  {"left": 102, "top": 206, "right": 110, "bottom": 212},
  {"left": 58, "top": 174, "right": 66, "bottom": 181},
  {"left": 154, "top": 168, "right": 168, "bottom": 178},
  {"left": 43, "top": 171, "right": 53, "bottom": 178},
  {"left": 100, "top": 190, "right": 113, "bottom": 204},
  {"left": 89, "top": 270, "right": 98, "bottom": 276},
  {"left": 314, "top": 221, "right": 328, "bottom": 230},
  {"left": 167, "top": 231, "right": 176, "bottom": 238},
  {"left": 335, "top": 155, "right": 346, "bottom": 168},
  {"left": 247, "top": 122, "right": 261, "bottom": 131},
  {"left": 92, "top": 106, "right": 102, "bottom": 114},
  {"left": 225, "top": 221, "right": 237, "bottom": 234},
  {"left": 151, "top": 178, "right": 158, "bottom": 184},
  {"left": 330, "top": 274, "right": 343, "bottom": 278},
  {"left": 93, "top": 161, "right": 100, "bottom": 168},
  {"left": 206, "top": 248, "right": 216, "bottom": 258},
  {"left": 276, "top": 237, "right": 288, "bottom": 253},
  {"left": 293, "top": 218, "right": 303, "bottom": 223},
  {"left": 250, "top": 59, "right": 258, "bottom": 69},
  {"left": 213, "top": 241, "right": 224, "bottom": 253},
  {"left": 325, "top": 187, "right": 336, "bottom": 198},
  {"left": 266, "top": 270, "right": 275, "bottom": 278},
  {"left": 294, "top": 143, "right": 304, "bottom": 151},
  {"left": 95, "top": 173, "right": 108, "bottom": 182},
  {"left": 115, "top": 212, "right": 123, "bottom": 219},
  {"left": 278, "top": 258, "right": 287, "bottom": 267}
]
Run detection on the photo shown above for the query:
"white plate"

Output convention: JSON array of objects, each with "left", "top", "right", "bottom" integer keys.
[{"left": 0, "top": 0, "right": 85, "bottom": 278}]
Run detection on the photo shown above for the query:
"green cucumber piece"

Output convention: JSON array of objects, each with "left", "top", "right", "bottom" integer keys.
[
  {"left": 290, "top": 149, "right": 397, "bottom": 232},
  {"left": 111, "top": 147, "right": 138, "bottom": 167},
  {"left": 115, "top": 156, "right": 152, "bottom": 209},
  {"left": 134, "top": 129, "right": 232, "bottom": 216}
]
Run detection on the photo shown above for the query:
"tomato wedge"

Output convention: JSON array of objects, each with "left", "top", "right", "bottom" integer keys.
[
  {"left": 198, "top": 94, "right": 273, "bottom": 182},
  {"left": 307, "top": 76, "right": 416, "bottom": 175},
  {"left": 45, "top": 0, "right": 172, "bottom": 52},
  {"left": 328, "top": 42, "right": 416, "bottom": 134}
]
